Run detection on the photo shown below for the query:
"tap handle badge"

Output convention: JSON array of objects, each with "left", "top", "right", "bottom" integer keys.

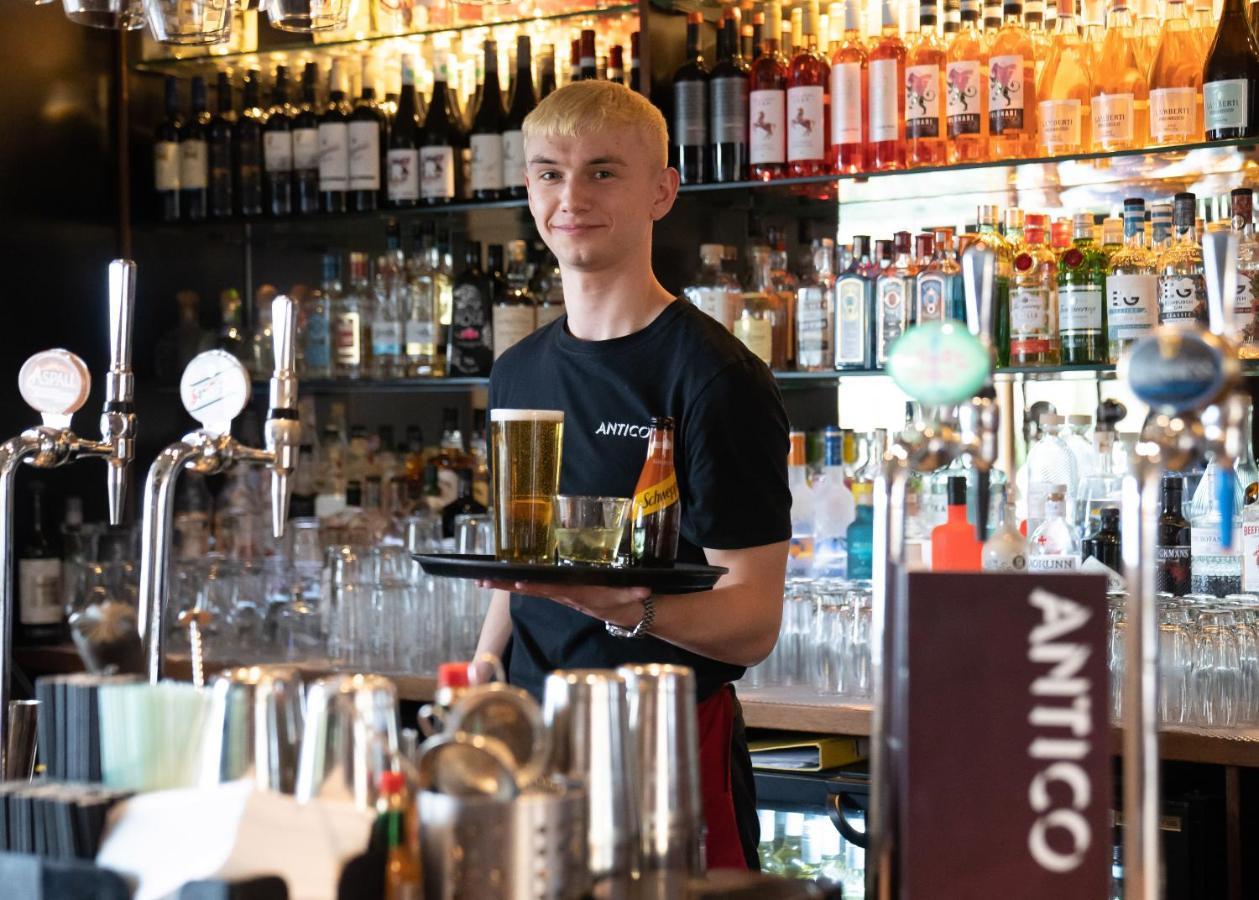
[
  {"left": 180, "top": 350, "right": 251, "bottom": 437},
  {"left": 1202, "top": 229, "right": 1239, "bottom": 343},
  {"left": 19, "top": 349, "right": 90, "bottom": 427}
]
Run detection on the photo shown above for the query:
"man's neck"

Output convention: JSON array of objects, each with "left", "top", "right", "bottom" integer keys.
[{"left": 560, "top": 262, "right": 675, "bottom": 341}]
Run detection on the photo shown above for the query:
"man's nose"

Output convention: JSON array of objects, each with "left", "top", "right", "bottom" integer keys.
[{"left": 559, "top": 177, "right": 591, "bottom": 214}]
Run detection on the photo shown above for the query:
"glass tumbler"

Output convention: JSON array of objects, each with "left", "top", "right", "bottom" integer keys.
[
  {"left": 143, "top": 0, "right": 231, "bottom": 42},
  {"left": 267, "top": 0, "right": 349, "bottom": 31},
  {"left": 552, "top": 496, "right": 630, "bottom": 566}
]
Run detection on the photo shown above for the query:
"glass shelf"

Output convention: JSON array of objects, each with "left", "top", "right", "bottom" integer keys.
[
  {"left": 254, "top": 377, "right": 490, "bottom": 394},
  {"left": 133, "top": 3, "right": 638, "bottom": 75}
]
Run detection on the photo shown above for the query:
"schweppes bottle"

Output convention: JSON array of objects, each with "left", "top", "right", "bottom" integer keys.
[{"left": 631, "top": 416, "right": 681, "bottom": 565}]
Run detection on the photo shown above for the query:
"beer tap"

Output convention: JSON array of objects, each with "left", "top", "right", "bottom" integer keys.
[
  {"left": 138, "top": 295, "right": 300, "bottom": 684},
  {"left": 0, "top": 259, "right": 137, "bottom": 776}
]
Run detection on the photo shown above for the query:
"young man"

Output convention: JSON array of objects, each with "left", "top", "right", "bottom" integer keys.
[{"left": 474, "top": 80, "right": 790, "bottom": 869}]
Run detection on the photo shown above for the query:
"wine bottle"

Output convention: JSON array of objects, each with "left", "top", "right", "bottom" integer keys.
[
  {"left": 470, "top": 40, "right": 506, "bottom": 201},
  {"left": 540, "top": 45, "right": 558, "bottom": 98},
  {"left": 710, "top": 6, "right": 750, "bottom": 182},
  {"left": 906, "top": 0, "right": 948, "bottom": 167},
  {"left": 945, "top": 0, "right": 988, "bottom": 164},
  {"left": 830, "top": 0, "right": 868, "bottom": 173},
  {"left": 235, "top": 70, "right": 265, "bottom": 217},
  {"left": 18, "top": 481, "right": 63, "bottom": 644},
  {"left": 319, "top": 59, "right": 352, "bottom": 213},
  {"left": 349, "top": 58, "right": 385, "bottom": 212},
  {"left": 503, "top": 35, "right": 536, "bottom": 199},
  {"left": 579, "top": 29, "right": 598, "bottom": 81},
  {"left": 292, "top": 62, "right": 321, "bottom": 216},
  {"left": 749, "top": 0, "right": 789, "bottom": 180},
  {"left": 787, "top": 0, "right": 830, "bottom": 176},
  {"left": 421, "top": 50, "right": 467, "bottom": 205},
  {"left": 630, "top": 32, "right": 641, "bottom": 93},
  {"left": 180, "top": 76, "right": 209, "bottom": 222},
  {"left": 608, "top": 44, "right": 625, "bottom": 85},
  {"left": 387, "top": 54, "right": 421, "bottom": 208},
  {"left": 263, "top": 66, "right": 294, "bottom": 217},
  {"left": 1147, "top": 0, "right": 1204, "bottom": 145},
  {"left": 672, "top": 11, "right": 710, "bottom": 184},
  {"left": 1091, "top": 0, "right": 1148, "bottom": 151},
  {"left": 208, "top": 71, "right": 235, "bottom": 219},
  {"left": 155, "top": 75, "right": 182, "bottom": 223},
  {"left": 1203, "top": 0, "right": 1259, "bottom": 140},
  {"left": 448, "top": 242, "right": 494, "bottom": 376},
  {"left": 869, "top": 0, "right": 908, "bottom": 171},
  {"left": 988, "top": 0, "right": 1036, "bottom": 159}
]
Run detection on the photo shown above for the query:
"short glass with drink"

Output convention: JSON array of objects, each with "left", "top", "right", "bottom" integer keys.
[
  {"left": 491, "top": 409, "right": 564, "bottom": 563},
  {"left": 553, "top": 496, "right": 631, "bottom": 566}
]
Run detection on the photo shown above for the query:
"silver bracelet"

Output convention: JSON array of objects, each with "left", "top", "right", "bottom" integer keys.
[{"left": 605, "top": 594, "right": 655, "bottom": 639}]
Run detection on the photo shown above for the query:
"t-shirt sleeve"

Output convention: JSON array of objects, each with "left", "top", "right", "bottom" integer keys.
[{"left": 679, "top": 358, "right": 792, "bottom": 550}]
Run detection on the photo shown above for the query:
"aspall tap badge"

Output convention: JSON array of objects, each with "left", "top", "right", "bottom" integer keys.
[
  {"left": 179, "top": 350, "right": 251, "bottom": 437},
  {"left": 18, "top": 349, "right": 91, "bottom": 418}
]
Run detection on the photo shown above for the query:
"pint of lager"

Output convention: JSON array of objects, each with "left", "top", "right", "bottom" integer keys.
[
  {"left": 491, "top": 409, "right": 564, "bottom": 563},
  {"left": 631, "top": 416, "right": 681, "bottom": 565}
]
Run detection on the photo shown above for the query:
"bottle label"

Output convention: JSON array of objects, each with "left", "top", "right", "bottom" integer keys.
[
  {"left": 1026, "top": 554, "right": 1080, "bottom": 572},
  {"left": 984, "top": 544, "right": 1027, "bottom": 572},
  {"left": 711, "top": 76, "right": 749, "bottom": 144},
  {"left": 905, "top": 65, "right": 941, "bottom": 139},
  {"left": 946, "top": 60, "right": 982, "bottom": 137},
  {"left": 1092, "top": 92, "right": 1134, "bottom": 145},
  {"left": 470, "top": 133, "right": 505, "bottom": 191},
  {"left": 1158, "top": 275, "right": 1207, "bottom": 326},
  {"left": 387, "top": 148, "right": 421, "bottom": 202},
  {"left": 1205, "top": 78, "right": 1249, "bottom": 133},
  {"left": 1150, "top": 87, "right": 1196, "bottom": 143},
  {"left": 318, "top": 122, "right": 350, "bottom": 189},
  {"left": 633, "top": 471, "right": 679, "bottom": 519},
  {"left": 264, "top": 131, "right": 293, "bottom": 173},
  {"left": 687, "top": 287, "right": 732, "bottom": 327},
  {"left": 877, "top": 277, "right": 908, "bottom": 362},
  {"left": 18, "top": 558, "right": 62, "bottom": 626},
  {"left": 831, "top": 62, "right": 863, "bottom": 145},
  {"left": 869, "top": 59, "right": 900, "bottom": 142},
  {"left": 1037, "top": 98, "right": 1081, "bottom": 150},
  {"left": 1106, "top": 273, "right": 1158, "bottom": 343},
  {"left": 1010, "top": 287, "right": 1050, "bottom": 333},
  {"left": 348, "top": 121, "right": 381, "bottom": 190},
  {"left": 1244, "top": 521, "right": 1259, "bottom": 591},
  {"left": 988, "top": 55, "right": 1027, "bottom": 133},
  {"left": 492, "top": 305, "right": 536, "bottom": 359},
  {"left": 420, "top": 146, "right": 456, "bottom": 200},
  {"left": 180, "top": 139, "right": 208, "bottom": 190},
  {"left": 734, "top": 316, "right": 773, "bottom": 363},
  {"left": 502, "top": 129, "right": 526, "bottom": 187},
  {"left": 304, "top": 313, "right": 331, "bottom": 369},
  {"left": 835, "top": 279, "right": 869, "bottom": 365},
  {"left": 155, "top": 141, "right": 181, "bottom": 191},
  {"left": 916, "top": 274, "right": 946, "bottom": 323},
  {"left": 1191, "top": 526, "right": 1239, "bottom": 557},
  {"left": 749, "top": 89, "right": 786, "bottom": 163},
  {"left": 673, "top": 80, "right": 708, "bottom": 146},
  {"left": 1155, "top": 544, "right": 1191, "bottom": 593},
  {"left": 1237, "top": 266, "right": 1258, "bottom": 342},
  {"left": 405, "top": 320, "right": 436, "bottom": 355},
  {"left": 1080, "top": 555, "right": 1126, "bottom": 592},
  {"left": 334, "top": 312, "right": 361, "bottom": 365},
  {"left": 787, "top": 85, "right": 825, "bottom": 161},
  {"left": 292, "top": 128, "right": 320, "bottom": 171},
  {"left": 795, "top": 284, "right": 831, "bottom": 368},
  {"left": 1058, "top": 286, "right": 1103, "bottom": 332},
  {"left": 372, "top": 320, "right": 401, "bottom": 357}
]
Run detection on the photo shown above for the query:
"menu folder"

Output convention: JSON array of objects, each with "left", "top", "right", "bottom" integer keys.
[{"left": 748, "top": 733, "right": 864, "bottom": 773}]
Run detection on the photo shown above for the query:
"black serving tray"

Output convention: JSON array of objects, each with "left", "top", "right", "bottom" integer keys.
[{"left": 412, "top": 553, "right": 727, "bottom": 594}]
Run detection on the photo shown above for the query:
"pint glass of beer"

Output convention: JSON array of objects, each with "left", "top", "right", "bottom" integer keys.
[{"left": 490, "top": 409, "right": 564, "bottom": 563}]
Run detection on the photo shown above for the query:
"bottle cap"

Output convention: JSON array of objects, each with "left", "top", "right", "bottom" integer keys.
[
  {"left": 378, "top": 770, "right": 406, "bottom": 794},
  {"left": 947, "top": 475, "right": 967, "bottom": 505},
  {"left": 1101, "top": 507, "right": 1121, "bottom": 527},
  {"left": 1038, "top": 412, "right": 1065, "bottom": 426},
  {"left": 914, "top": 233, "right": 935, "bottom": 258},
  {"left": 1004, "top": 208, "right": 1026, "bottom": 230},
  {"left": 894, "top": 231, "right": 912, "bottom": 254},
  {"left": 789, "top": 430, "right": 807, "bottom": 466},
  {"left": 1067, "top": 414, "right": 1091, "bottom": 426},
  {"left": 438, "top": 662, "right": 471, "bottom": 689}
]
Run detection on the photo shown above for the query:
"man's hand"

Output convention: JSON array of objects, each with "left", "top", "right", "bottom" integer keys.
[{"left": 475, "top": 579, "right": 651, "bottom": 630}]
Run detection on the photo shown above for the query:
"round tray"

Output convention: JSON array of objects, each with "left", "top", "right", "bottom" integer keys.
[{"left": 412, "top": 553, "right": 727, "bottom": 594}]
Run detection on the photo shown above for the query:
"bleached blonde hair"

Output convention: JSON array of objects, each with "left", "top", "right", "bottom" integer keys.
[{"left": 522, "top": 80, "right": 668, "bottom": 170}]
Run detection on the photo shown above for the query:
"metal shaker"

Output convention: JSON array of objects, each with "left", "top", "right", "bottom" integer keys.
[
  {"left": 295, "top": 673, "right": 399, "bottom": 809},
  {"left": 199, "top": 665, "right": 305, "bottom": 793}
]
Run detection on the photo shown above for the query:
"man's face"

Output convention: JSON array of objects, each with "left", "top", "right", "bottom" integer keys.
[{"left": 525, "top": 126, "right": 678, "bottom": 272}]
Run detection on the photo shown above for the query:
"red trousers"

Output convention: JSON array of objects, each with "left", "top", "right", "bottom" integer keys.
[{"left": 696, "top": 685, "right": 748, "bottom": 870}]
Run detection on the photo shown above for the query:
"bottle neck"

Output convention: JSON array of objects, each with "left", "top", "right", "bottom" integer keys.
[
  {"left": 647, "top": 429, "right": 675, "bottom": 462},
  {"left": 946, "top": 503, "right": 969, "bottom": 524}
]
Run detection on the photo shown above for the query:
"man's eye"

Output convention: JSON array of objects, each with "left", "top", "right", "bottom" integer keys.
[
  {"left": 538, "top": 171, "right": 560, "bottom": 181},
  {"left": 593, "top": 170, "right": 614, "bottom": 180}
]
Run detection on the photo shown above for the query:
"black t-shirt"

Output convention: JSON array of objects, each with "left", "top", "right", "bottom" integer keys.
[{"left": 488, "top": 299, "right": 792, "bottom": 702}]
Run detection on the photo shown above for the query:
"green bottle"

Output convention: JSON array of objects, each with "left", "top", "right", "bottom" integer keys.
[
  {"left": 975, "top": 204, "right": 1012, "bottom": 368},
  {"left": 1057, "top": 212, "right": 1109, "bottom": 365}
]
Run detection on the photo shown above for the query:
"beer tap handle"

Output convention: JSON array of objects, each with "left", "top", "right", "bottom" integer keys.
[
  {"left": 1202, "top": 229, "right": 1239, "bottom": 342},
  {"left": 265, "top": 295, "right": 300, "bottom": 540},
  {"left": 102, "top": 260, "right": 137, "bottom": 525},
  {"left": 962, "top": 244, "right": 996, "bottom": 353}
]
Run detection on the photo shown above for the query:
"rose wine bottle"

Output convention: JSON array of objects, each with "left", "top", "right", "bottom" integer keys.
[{"left": 750, "top": 0, "right": 790, "bottom": 179}]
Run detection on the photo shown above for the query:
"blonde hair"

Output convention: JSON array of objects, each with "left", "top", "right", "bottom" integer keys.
[{"left": 522, "top": 80, "right": 668, "bottom": 170}]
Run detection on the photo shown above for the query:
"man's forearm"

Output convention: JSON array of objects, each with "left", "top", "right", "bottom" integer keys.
[{"left": 475, "top": 589, "right": 513, "bottom": 660}]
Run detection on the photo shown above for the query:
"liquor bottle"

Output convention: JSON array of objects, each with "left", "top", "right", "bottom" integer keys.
[
  {"left": 847, "top": 481, "right": 876, "bottom": 579},
  {"left": 787, "top": 0, "right": 830, "bottom": 176},
  {"left": 672, "top": 11, "right": 710, "bottom": 183},
  {"left": 503, "top": 36, "right": 535, "bottom": 199},
  {"left": 1154, "top": 476, "right": 1191, "bottom": 595},
  {"left": 1024, "top": 413, "right": 1080, "bottom": 533},
  {"left": 1027, "top": 484, "right": 1081, "bottom": 571},
  {"left": 946, "top": 0, "right": 988, "bottom": 164},
  {"left": 982, "top": 0, "right": 1003, "bottom": 47},
  {"left": 1078, "top": 426, "right": 1123, "bottom": 530},
  {"left": 335, "top": 251, "right": 371, "bottom": 379},
  {"left": 217, "top": 288, "right": 248, "bottom": 362},
  {"left": 869, "top": 0, "right": 908, "bottom": 171},
  {"left": 156, "top": 76, "right": 182, "bottom": 222},
  {"left": 982, "top": 484, "right": 1029, "bottom": 570},
  {"left": 235, "top": 70, "right": 265, "bottom": 218},
  {"left": 1233, "top": 188, "right": 1259, "bottom": 357},
  {"left": 1090, "top": 0, "right": 1148, "bottom": 152},
  {"left": 1057, "top": 213, "right": 1108, "bottom": 364},
  {"left": 629, "top": 32, "right": 642, "bottom": 93},
  {"left": 349, "top": 60, "right": 385, "bottom": 212},
  {"left": 930, "top": 476, "right": 982, "bottom": 570},
  {"left": 1203, "top": 0, "right": 1259, "bottom": 140},
  {"left": 208, "top": 71, "right": 235, "bottom": 219},
  {"left": 796, "top": 238, "right": 836, "bottom": 370},
  {"left": 493, "top": 240, "right": 536, "bottom": 360},
  {"left": 404, "top": 229, "right": 439, "bottom": 377},
  {"left": 1156, "top": 192, "right": 1208, "bottom": 328},
  {"left": 787, "top": 431, "right": 816, "bottom": 576},
  {"left": 711, "top": 6, "right": 750, "bottom": 182},
  {"left": 1190, "top": 462, "right": 1243, "bottom": 596},
  {"left": 738, "top": 246, "right": 786, "bottom": 367},
  {"left": 906, "top": 0, "right": 948, "bottom": 166},
  {"left": 876, "top": 231, "right": 916, "bottom": 366},
  {"left": 1024, "top": 0, "right": 1052, "bottom": 83},
  {"left": 1106, "top": 197, "right": 1158, "bottom": 360},
  {"left": 974, "top": 204, "right": 1013, "bottom": 367},
  {"left": 684, "top": 243, "right": 739, "bottom": 330},
  {"left": 834, "top": 235, "right": 877, "bottom": 369},
  {"left": 292, "top": 63, "right": 320, "bottom": 216},
  {"left": 448, "top": 242, "right": 493, "bottom": 376},
  {"left": 470, "top": 40, "right": 506, "bottom": 200},
  {"left": 921, "top": 228, "right": 966, "bottom": 324},
  {"left": 1147, "top": 0, "right": 1204, "bottom": 146},
  {"left": 579, "top": 29, "right": 598, "bottom": 81},
  {"left": 1037, "top": 0, "right": 1091, "bottom": 155},
  {"left": 180, "top": 76, "right": 209, "bottom": 222},
  {"left": 319, "top": 60, "right": 352, "bottom": 213},
  {"left": 303, "top": 254, "right": 336, "bottom": 379},
  {"left": 387, "top": 54, "right": 421, "bottom": 208},
  {"left": 829, "top": 0, "right": 868, "bottom": 173},
  {"left": 750, "top": 0, "right": 789, "bottom": 180},
  {"left": 372, "top": 225, "right": 405, "bottom": 379},
  {"left": 631, "top": 417, "right": 682, "bottom": 565},
  {"left": 18, "top": 481, "right": 63, "bottom": 643},
  {"left": 910, "top": 234, "right": 939, "bottom": 323},
  {"left": 421, "top": 52, "right": 467, "bottom": 204},
  {"left": 539, "top": 45, "right": 558, "bottom": 99},
  {"left": 988, "top": 0, "right": 1037, "bottom": 158},
  {"left": 1010, "top": 213, "right": 1059, "bottom": 365},
  {"left": 262, "top": 67, "right": 294, "bottom": 218},
  {"left": 1081, "top": 507, "right": 1122, "bottom": 579}
]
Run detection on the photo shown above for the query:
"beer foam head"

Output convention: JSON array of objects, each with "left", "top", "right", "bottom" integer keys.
[
  {"left": 490, "top": 408, "right": 565, "bottom": 422},
  {"left": 522, "top": 80, "right": 668, "bottom": 171}
]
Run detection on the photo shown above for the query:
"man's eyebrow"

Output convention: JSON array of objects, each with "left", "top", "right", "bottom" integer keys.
[
  {"left": 585, "top": 156, "right": 628, "bottom": 166},
  {"left": 528, "top": 155, "right": 559, "bottom": 165}
]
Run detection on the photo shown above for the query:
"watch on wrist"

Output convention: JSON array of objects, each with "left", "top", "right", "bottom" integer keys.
[{"left": 605, "top": 594, "right": 655, "bottom": 639}]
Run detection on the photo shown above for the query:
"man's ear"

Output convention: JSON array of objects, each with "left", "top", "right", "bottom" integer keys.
[{"left": 651, "top": 166, "right": 680, "bottom": 222}]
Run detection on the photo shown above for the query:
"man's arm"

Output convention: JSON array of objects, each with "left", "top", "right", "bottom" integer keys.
[{"left": 471, "top": 589, "right": 513, "bottom": 682}]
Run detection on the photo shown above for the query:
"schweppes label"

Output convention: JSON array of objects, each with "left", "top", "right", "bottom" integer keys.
[{"left": 633, "top": 472, "right": 679, "bottom": 519}]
